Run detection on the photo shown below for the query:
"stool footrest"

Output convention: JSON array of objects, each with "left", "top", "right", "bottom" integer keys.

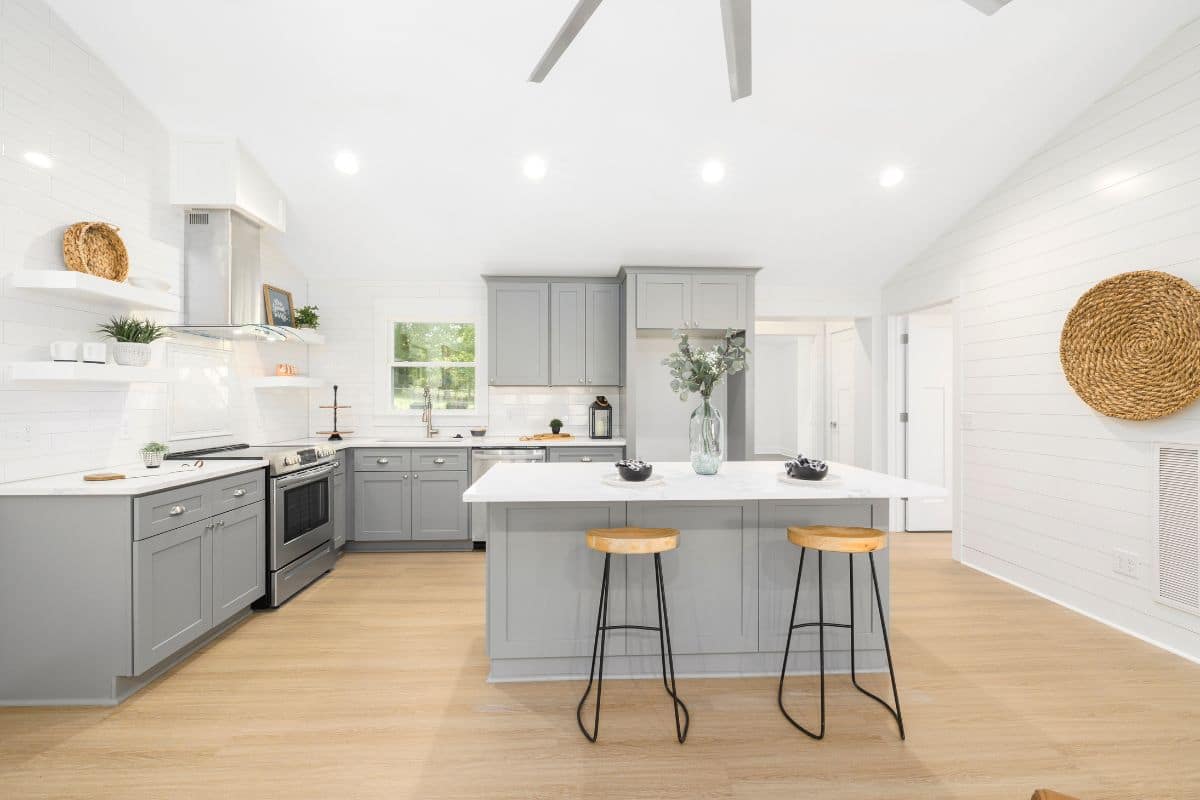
[
  {"left": 598, "top": 624, "right": 662, "bottom": 633},
  {"left": 790, "top": 622, "right": 851, "bottom": 631}
]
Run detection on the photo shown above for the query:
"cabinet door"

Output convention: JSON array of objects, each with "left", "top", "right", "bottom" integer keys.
[
  {"left": 692, "top": 272, "right": 748, "bottom": 330},
  {"left": 133, "top": 520, "right": 212, "bottom": 674},
  {"left": 635, "top": 273, "right": 692, "bottom": 329},
  {"left": 547, "top": 446, "right": 625, "bottom": 463},
  {"left": 585, "top": 283, "right": 620, "bottom": 386},
  {"left": 489, "top": 281, "right": 549, "bottom": 385},
  {"left": 212, "top": 502, "right": 266, "bottom": 626},
  {"left": 332, "top": 472, "right": 347, "bottom": 549},
  {"left": 550, "top": 282, "right": 586, "bottom": 386},
  {"left": 410, "top": 471, "right": 469, "bottom": 540},
  {"left": 353, "top": 472, "right": 412, "bottom": 541}
]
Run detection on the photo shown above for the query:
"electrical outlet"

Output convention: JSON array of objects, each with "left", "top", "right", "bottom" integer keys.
[{"left": 1113, "top": 548, "right": 1140, "bottom": 579}]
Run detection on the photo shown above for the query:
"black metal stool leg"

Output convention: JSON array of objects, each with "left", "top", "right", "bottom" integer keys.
[
  {"left": 778, "top": 547, "right": 826, "bottom": 739},
  {"left": 869, "top": 551, "right": 905, "bottom": 739},
  {"left": 577, "top": 553, "right": 611, "bottom": 742},
  {"left": 654, "top": 552, "right": 690, "bottom": 743}
]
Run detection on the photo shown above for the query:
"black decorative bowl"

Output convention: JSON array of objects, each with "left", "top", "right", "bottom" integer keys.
[
  {"left": 616, "top": 459, "right": 653, "bottom": 482},
  {"left": 785, "top": 455, "right": 829, "bottom": 481}
]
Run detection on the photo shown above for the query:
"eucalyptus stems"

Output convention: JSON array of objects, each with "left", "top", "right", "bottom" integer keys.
[{"left": 662, "top": 328, "right": 749, "bottom": 401}]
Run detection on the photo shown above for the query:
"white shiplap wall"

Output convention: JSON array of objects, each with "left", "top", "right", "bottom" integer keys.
[
  {"left": 0, "top": 0, "right": 310, "bottom": 482},
  {"left": 884, "top": 17, "right": 1200, "bottom": 661}
]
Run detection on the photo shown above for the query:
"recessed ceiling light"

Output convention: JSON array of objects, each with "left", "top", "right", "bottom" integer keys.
[
  {"left": 700, "top": 159, "right": 725, "bottom": 184},
  {"left": 23, "top": 151, "right": 52, "bottom": 169},
  {"left": 879, "top": 166, "right": 905, "bottom": 188},
  {"left": 333, "top": 150, "right": 360, "bottom": 175},
  {"left": 522, "top": 155, "right": 548, "bottom": 181}
]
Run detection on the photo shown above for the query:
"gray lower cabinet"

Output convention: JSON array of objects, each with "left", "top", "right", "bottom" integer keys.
[
  {"left": 547, "top": 446, "right": 626, "bottom": 463},
  {"left": 488, "top": 280, "right": 549, "bottom": 385},
  {"left": 351, "top": 449, "right": 471, "bottom": 543},
  {"left": 133, "top": 519, "right": 213, "bottom": 675},
  {"left": 332, "top": 466, "right": 347, "bottom": 549},
  {"left": 212, "top": 503, "right": 267, "bottom": 626},
  {"left": 354, "top": 472, "right": 412, "bottom": 541},
  {"left": 410, "top": 471, "right": 469, "bottom": 540}
]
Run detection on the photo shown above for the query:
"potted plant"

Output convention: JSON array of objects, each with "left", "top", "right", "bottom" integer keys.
[
  {"left": 662, "top": 328, "right": 749, "bottom": 475},
  {"left": 549, "top": 418, "right": 564, "bottom": 435},
  {"left": 294, "top": 305, "right": 320, "bottom": 329},
  {"left": 140, "top": 441, "right": 169, "bottom": 469},
  {"left": 97, "top": 315, "right": 169, "bottom": 366}
]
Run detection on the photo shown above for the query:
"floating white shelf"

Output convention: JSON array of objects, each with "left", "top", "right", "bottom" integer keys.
[
  {"left": 280, "top": 327, "right": 325, "bottom": 345},
  {"left": 8, "top": 270, "right": 180, "bottom": 312},
  {"left": 250, "top": 376, "right": 323, "bottom": 389},
  {"left": 6, "top": 361, "right": 175, "bottom": 383}
]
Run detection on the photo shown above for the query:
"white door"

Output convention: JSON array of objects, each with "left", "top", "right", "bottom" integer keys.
[
  {"left": 905, "top": 313, "right": 953, "bottom": 531},
  {"left": 827, "top": 328, "right": 856, "bottom": 464}
]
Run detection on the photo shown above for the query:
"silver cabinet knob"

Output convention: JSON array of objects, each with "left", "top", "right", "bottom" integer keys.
[
  {"left": 580, "top": 457, "right": 592, "bottom": 463},
  {"left": 401, "top": 473, "right": 408, "bottom": 479},
  {"left": 433, "top": 457, "right": 446, "bottom": 465},
  {"left": 169, "top": 505, "right": 186, "bottom": 516},
  {"left": 377, "top": 457, "right": 389, "bottom": 464},
  {"left": 579, "top": 378, "right": 584, "bottom": 383},
  {"left": 233, "top": 488, "right": 246, "bottom": 497},
  {"left": 413, "top": 474, "right": 420, "bottom": 480},
  {"left": 217, "top": 520, "right": 225, "bottom": 527}
]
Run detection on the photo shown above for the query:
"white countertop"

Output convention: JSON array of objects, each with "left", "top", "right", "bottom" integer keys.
[
  {"left": 258, "top": 436, "right": 626, "bottom": 450},
  {"left": 462, "top": 460, "right": 946, "bottom": 503},
  {"left": 0, "top": 460, "right": 267, "bottom": 497}
]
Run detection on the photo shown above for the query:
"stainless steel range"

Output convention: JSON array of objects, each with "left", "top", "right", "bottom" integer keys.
[{"left": 165, "top": 443, "right": 339, "bottom": 606}]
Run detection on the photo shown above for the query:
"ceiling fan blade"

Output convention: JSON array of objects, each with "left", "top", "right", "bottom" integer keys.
[
  {"left": 961, "top": 0, "right": 1014, "bottom": 14},
  {"left": 720, "top": 0, "right": 752, "bottom": 101},
  {"left": 528, "top": 0, "right": 604, "bottom": 83}
]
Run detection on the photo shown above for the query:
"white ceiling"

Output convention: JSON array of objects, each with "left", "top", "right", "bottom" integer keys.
[{"left": 47, "top": 0, "right": 1200, "bottom": 291}]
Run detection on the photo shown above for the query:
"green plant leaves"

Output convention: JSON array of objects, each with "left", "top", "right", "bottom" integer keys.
[{"left": 96, "top": 315, "right": 169, "bottom": 344}]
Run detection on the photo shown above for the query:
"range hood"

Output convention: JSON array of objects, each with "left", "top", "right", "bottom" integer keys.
[{"left": 168, "top": 209, "right": 317, "bottom": 343}]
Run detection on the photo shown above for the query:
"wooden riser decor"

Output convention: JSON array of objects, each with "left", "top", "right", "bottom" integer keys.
[{"left": 1060, "top": 270, "right": 1200, "bottom": 420}]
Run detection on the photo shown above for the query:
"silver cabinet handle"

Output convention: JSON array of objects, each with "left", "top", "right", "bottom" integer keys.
[
  {"left": 580, "top": 457, "right": 593, "bottom": 463},
  {"left": 433, "top": 457, "right": 446, "bottom": 465},
  {"left": 169, "top": 505, "right": 186, "bottom": 516},
  {"left": 377, "top": 457, "right": 389, "bottom": 464},
  {"left": 233, "top": 488, "right": 246, "bottom": 497}
]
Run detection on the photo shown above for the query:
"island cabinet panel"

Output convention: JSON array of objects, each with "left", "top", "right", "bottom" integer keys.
[
  {"left": 488, "top": 502, "right": 628, "bottom": 659},
  {"left": 354, "top": 472, "right": 412, "bottom": 541},
  {"left": 212, "top": 503, "right": 266, "bottom": 626},
  {"left": 625, "top": 501, "right": 759, "bottom": 656},
  {"left": 550, "top": 282, "right": 587, "bottom": 386},
  {"left": 758, "top": 500, "right": 885, "bottom": 656},
  {"left": 410, "top": 471, "right": 469, "bottom": 540},
  {"left": 133, "top": 519, "right": 212, "bottom": 675},
  {"left": 489, "top": 281, "right": 550, "bottom": 385}
]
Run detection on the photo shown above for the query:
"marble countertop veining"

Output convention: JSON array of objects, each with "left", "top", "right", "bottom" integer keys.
[
  {"left": 0, "top": 460, "right": 268, "bottom": 497},
  {"left": 462, "top": 460, "right": 947, "bottom": 504}
]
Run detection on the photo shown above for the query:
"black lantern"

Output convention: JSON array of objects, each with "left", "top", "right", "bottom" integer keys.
[{"left": 589, "top": 396, "right": 612, "bottom": 439}]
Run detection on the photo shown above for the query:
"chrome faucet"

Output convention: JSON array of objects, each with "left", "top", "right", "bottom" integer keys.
[{"left": 421, "top": 385, "right": 435, "bottom": 438}]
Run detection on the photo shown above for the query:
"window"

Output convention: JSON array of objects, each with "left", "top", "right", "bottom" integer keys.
[{"left": 389, "top": 322, "right": 477, "bottom": 412}]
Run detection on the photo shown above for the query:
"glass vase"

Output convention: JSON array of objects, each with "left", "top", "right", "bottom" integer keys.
[{"left": 689, "top": 396, "right": 725, "bottom": 475}]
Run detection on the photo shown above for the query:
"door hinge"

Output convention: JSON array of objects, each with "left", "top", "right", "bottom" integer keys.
[
  {"left": 900, "top": 333, "right": 909, "bottom": 344},
  {"left": 899, "top": 412, "right": 909, "bottom": 423}
]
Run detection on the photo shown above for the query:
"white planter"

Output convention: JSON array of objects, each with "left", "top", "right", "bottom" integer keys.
[
  {"left": 112, "top": 342, "right": 151, "bottom": 367},
  {"left": 140, "top": 449, "right": 165, "bottom": 468}
]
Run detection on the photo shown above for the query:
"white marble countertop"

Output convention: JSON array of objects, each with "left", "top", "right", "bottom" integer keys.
[
  {"left": 258, "top": 436, "right": 626, "bottom": 450},
  {"left": 0, "top": 460, "right": 268, "bottom": 497},
  {"left": 462, "top": 460, "right": 946, "bottom": 503}
]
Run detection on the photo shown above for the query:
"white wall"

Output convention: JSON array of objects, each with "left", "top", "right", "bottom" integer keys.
[
  {"left": 0, "top": 0, "right": 310, "bottom": 482},
  {"left": 883, "top": 16, "right": 1200, "bottom": 660}
]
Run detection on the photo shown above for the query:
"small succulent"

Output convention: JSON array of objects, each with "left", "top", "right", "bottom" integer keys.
[
  {"left": 294, "top": 305, "right": 320, "bottom": 329},
  {"left": 97, "top": 315, "right": 169, "bottom": 344},
  {"left": 141, "top": 441, "right": 169, "bottom": 453},
  {"left": 785, "top": 454, "right": 828, "bottom": 481},
  {"left": 549, "top": 418, "right": 563, "bottom": 433}
]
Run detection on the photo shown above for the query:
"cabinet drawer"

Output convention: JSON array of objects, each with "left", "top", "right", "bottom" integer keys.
[
  {"left": 210, "top": 469, "right": 266, "bottom": 515},
  {"left": 353, "top": 449, "right": 412, "bottom": 471},
  {"left": 134, "top": 483, "right": 212, "bottom": 541},
  {"left": 548, "top": 447, "right": 626, "bottom": 464},
  {"left": 410, "top": 449, "right": 468, "bottom": 471}
]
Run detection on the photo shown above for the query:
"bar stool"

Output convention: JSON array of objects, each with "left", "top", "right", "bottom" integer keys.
[
  {"left": 576, "top": 527, "right": 690, "bottom": 744},
  {"left": 777, "top": 525, "right": 905, "bottom": 740}
]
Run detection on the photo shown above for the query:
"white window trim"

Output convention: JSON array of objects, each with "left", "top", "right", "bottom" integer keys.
[{"left": 373, "top": 295, "right": 488, "bottom": 423}]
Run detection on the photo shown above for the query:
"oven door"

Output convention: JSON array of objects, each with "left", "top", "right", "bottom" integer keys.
[{"left": 270, "top": 462, "right": 336, "bottom": 571}]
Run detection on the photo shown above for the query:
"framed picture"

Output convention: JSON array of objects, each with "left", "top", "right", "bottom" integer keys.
[{"left": 263, "top": 284, "right": 295, "bottom": 327}]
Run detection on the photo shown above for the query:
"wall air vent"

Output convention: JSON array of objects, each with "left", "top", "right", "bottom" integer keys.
[
  {"left": 1152, "top": 443, "right": 1200, "bottom": 615},
  {"left": 187, "top": 212, "right": 210, "bottom": 225}
]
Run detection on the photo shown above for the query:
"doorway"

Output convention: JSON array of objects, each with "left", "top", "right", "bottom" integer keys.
[{"left": 902, "top": 305, "right": 954, "bottom": 532}]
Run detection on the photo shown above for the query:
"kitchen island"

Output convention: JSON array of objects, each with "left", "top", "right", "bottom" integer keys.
[{"left": 463, "top": 460, "right": 944, "bottom": 682}]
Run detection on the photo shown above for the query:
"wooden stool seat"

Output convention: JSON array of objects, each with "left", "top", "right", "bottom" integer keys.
[
  {"left": 586, "top": 527, "right": 679, "bottom": 555},
  {"left": 786, "top": 525, "right": 886, "bottom": 554}
]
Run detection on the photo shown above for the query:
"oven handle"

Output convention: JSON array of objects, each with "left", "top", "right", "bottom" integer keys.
[{"left": 274, "top": 463, "right": 336, "bottom": 489}]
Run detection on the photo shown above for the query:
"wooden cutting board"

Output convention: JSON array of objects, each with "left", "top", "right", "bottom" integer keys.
[
  {"left": 83, "top": 472, "right": 126, "bottom": 481},
  {"left": 519, "top": 433, "right": 575, "bottom": 441}
]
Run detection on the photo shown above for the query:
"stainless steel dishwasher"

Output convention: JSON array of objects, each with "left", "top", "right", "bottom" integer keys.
[{"left": 470, "top": 447, "right": 547, "bottom": 543}]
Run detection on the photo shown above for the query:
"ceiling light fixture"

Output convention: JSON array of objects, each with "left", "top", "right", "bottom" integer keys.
[
  {"left": 23, "top": 151, "right": 52, "bottom": 169},
  {"left": 523, "top": 155, "right": 548, "bottom": 181},
  {"left": 333, "top": 151, "right": 360, "bottom": 175},
  {"left": 879, "top": 166, "right": 905, "bottom": 188},
  {"left": 701, "top": 159, "right": 726, "bottom": 184}
]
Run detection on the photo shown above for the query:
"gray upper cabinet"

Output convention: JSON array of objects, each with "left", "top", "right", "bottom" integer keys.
[
  {"left": 354, "top": 472, "right": 412, "bottom": 541},
  {"left": 550, "top": 282, "right": 587, "bottom": 386},
  {"left": 636, "top": 273, "right": 692, "bottom": 329},
  {"left": 585, "top": 283, "right": 621, "bottom": 386},
  {"left": 489, "top": 281, "right": 549, "bottom": 385},
  {"left": 692, "top": 273, "right": 748, "bottom": 330},
  {"left": 211, "top": 503, "right": 266, "bottom": 626},
  {"left": 133, "top": 519, "right": 212, "bottom": 675},
  {"left": 410, "top": 471, "right": 469, "bottom": 540}
]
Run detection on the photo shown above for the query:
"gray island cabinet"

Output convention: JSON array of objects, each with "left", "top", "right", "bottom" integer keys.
[
  {"left": 463, "top": 460, "right": 943, "bottom": 682},
  {"left": 0, "top": 466, "right": 267, "bottom": 705}
]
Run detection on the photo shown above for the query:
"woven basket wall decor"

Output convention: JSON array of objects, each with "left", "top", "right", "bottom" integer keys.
[
  {"left": 1059, "top": 270, "right": 1200, "bottom": 421},
  {"left": 62, "top": 222, "right": 129, "bottom": 283}
]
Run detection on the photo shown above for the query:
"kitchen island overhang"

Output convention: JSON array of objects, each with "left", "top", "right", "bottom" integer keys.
[{"left": 463, "top": 461, "right": 945, "bottom": 683}]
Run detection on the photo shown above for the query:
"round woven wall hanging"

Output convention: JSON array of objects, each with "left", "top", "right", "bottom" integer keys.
[
  {"left": 62, "top": 221, "right": 129, "bottom": 283},
  {"left": 1060, "top": 270, "right": 1200, "bottom": 421}
]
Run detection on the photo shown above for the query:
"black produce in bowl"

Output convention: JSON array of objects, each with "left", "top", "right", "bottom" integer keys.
[
  {"left": 785, "top": 455, "right": 828, "bottom": 481},
  {"left": 616, "top": 459, "right": 653, "bottom": 482}
]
